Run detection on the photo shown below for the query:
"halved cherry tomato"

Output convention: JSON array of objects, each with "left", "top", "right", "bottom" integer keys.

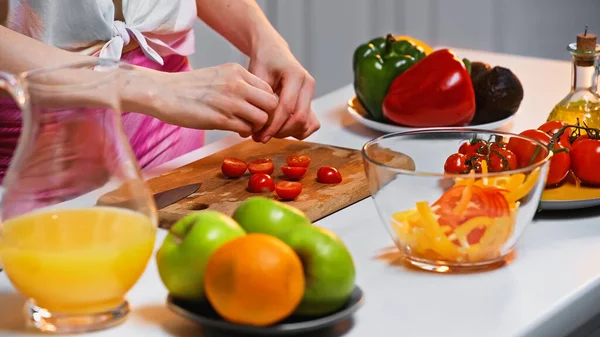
[
  {"left": 506, "top": 129, "right": 551, "bottom": 168},
  {"left": 282, "top": 166, "right": 308, "bottom": 180},
  {"left": 221, "top": 157, "right": 247, "bottom": 178},
  {"left": 458, "top": 141, "right": 488, "bottom": 157},
  {"left": 247, "top": 173, "right": 275, "bottom": 193},
  {"left": 538, "top": 120, "right": 572, "bottom": 150},
  {"left": 546, "top": 143, "right": 571, "bottom": 186},
  {"left": 488, "top": 148, "right": 518, "bottom": 172},
  {"left": 571, "top": 138, "right": 600, "bottom": 186},
  {"left": 286, "top": 155, "right": 312, "bottom": 168},
  {"left": 248, "top": 158, "right": 275, "bottom": 175},
  {"left": 275, "top": 181, "right": 302, "bottom": 200},
  {"left": 444, "top": 153, "right": 470, "bottom": 174},
  {"left": 317, "top": 166, "right": 342, "bottom": 184}
]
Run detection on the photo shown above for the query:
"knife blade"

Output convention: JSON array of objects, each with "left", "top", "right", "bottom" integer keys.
[
  {"left": 153, "top": 183, "right": 201, "bottom": 210},
  {"left": 96, "top": 182, "right": 201, "bottom": 210}
]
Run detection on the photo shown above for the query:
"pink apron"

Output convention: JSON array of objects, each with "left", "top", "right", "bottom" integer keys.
[{"left": 0, "top": 48, "right": 205, "bottom": 184}]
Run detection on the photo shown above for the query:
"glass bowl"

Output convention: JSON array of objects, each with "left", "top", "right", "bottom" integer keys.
[{"left": 362, "top": 128, "right": 552, "bottom": 273}]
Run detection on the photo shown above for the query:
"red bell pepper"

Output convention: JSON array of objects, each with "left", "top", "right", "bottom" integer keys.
[{"left": 382, "top": 49, "right": 476, "bottom": 127}]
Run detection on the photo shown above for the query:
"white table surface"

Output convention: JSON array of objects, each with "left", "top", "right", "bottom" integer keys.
[{"left": 1, "top": 47, "right": 599, "bottom": 337}]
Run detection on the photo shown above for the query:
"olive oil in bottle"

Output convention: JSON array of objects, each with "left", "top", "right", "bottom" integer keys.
[{"left": 547, "top": 28, "right": 600, "bottom": 128}]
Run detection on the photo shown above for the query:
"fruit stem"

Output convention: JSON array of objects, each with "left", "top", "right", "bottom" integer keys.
[
  {"left": 552, "top": 147, "right": 570, "bottom": 154},
  {"left": 528, "top": 146, "right": 542, "bottom": 166}
]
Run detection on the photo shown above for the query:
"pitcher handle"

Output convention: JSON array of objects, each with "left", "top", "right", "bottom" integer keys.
[
  {"left": 0, "top": 71, "right": 28, "bottom": 111},
  {"left": 0, "top": 72, "right": 29, "bottom": 204}
]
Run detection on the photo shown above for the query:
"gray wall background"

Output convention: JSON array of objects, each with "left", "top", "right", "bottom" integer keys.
[{"left": 192, "top": 0, "right": 600, "bottom": 143}]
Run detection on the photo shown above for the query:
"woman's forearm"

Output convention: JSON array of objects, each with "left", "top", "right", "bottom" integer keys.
[
  {"left": 195, "top": 0, "right": 286, "bottom": 57},
  {"left": 0, "top": 26, "right": 95, "bottom": 74},
  {"left": 0, "top": 26, "right": 160, "bottom": 114}
]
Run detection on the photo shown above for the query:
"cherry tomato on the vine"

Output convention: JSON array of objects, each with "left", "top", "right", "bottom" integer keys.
[
  {"left": 459, "top": 141, "right": 488, "bottom": 157},
  {"left": 571, "top": 138, "right": 600, "bottom": 186},
  {"left": 490, "top": 142, "right": 507, "bottom": 151},
  {"left": 467, "top": 154, "right": 487, "bottom": 173},
  {"left": 538, "top": 120, "right": 572, "bottom": 150},
  {"left": 247, "top": 173, "right": 275, "bottom": 193},
  {"left": 317, "top": 166, "right": 342, "bottom": 184},
  {"left": 572, "top": 133, "right": 590, "bottom": 147},
  {"left": 488, "top": 148, "right": 518, "bottom": 172},
  {"left": 506, "top": 129, "right": 552, "bottom": 168},
  {"left": 546, "top": 142, "right": 571, "bottom": 186},
  {"left": 444, "top": 153, "right": 471, "bottom": 174}
]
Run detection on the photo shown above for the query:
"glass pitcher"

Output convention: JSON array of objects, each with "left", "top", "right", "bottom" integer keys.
[{"left": 0, "top": 59, "right": 158, "bottom": 333}]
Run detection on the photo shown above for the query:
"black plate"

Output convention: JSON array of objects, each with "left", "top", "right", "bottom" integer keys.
[{"left": 166, "top": 285, "right": 364, "bottom": 336}]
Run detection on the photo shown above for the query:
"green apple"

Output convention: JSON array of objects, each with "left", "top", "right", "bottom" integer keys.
[
  {"left": 284, "top": 225, "right": 356, "bottom": 316},
  {"left": 232, "top": 197, "right": 355, "bottom": 316},
  {"left": 156, "top": 210, "right": 245, "bottom": 301},
  {"left": 232, "top": 197, "right": 312, "bottom": 237}
]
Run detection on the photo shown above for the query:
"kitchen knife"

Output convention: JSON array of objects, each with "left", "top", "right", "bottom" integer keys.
[
  {"left": 96, "top": 182, "right": 201, "bottom": 210},
  {"left": 153, "top": 182, "right": 201, "bottom": 210}
]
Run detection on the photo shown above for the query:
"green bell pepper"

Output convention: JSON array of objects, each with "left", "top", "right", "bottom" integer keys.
[{"left": 352, "top": 34, "right": 426, "bottom": 122}]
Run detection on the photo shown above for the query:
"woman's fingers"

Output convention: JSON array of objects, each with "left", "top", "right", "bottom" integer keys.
[
  {"left": 299, "top": 113, "right": 321, "bottom": 140},
  {"left": 255, "top": 71, "right": 305, "bottom": 142},
  {"left": 230, "top": 98, "right": 272, "bottom": 133},
  {"left": 222, "top": 115, "right": 254, "bottom": 138},
  {"left": 239, "top": 80, "right": 278, "bottom": 116},
  {"left": 241, "top": 68, "right": 275, "bottom": 94},
  {"left": 271, "top": 74, "right": 315, "bottom": 139}
]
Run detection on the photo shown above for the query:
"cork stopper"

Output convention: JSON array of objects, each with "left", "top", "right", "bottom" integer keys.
[{"left": 575, "top": 25, "right": 597, "bottom": 66}]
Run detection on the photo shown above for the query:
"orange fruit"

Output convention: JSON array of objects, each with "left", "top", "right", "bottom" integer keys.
[{"left": 204, "top": 233, "right": 305, "bottom": 326}]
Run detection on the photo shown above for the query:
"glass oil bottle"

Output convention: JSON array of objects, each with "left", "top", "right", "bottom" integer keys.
[{"left": 547, "top": 28, "right": 600, "bottom": 128}]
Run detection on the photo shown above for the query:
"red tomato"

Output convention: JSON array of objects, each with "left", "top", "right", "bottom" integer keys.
[
  {"left": 572, "top": 133, "right": 590, "bottom": 146},
  {"left": 467, "top": 154, "right": 486, "bottom": 173},
  {"left": 247, "top": 173, "right": 275, "bottom": 193},
  {"left": 458, "top": 141, "right": 488, "bottom": 157},
  {"left": 538, "top": 120, "right": 572, "bottom": 150},
  {"left": 444, "top": 153, "right": 471, "bottom": 174},
  {"left": 281, "top": 166, "right": 308, "bottom": 180},
  {"left": 546, "top": 143, "right": 571, "bottom": 186},
  {"left": 286, "top": 155, "right": 311, "bottom": 168},
  {"left": 317, "top": 166, "right": 342, "bottom": 184},
  {"left": 248, "top": 158, "right": 275, "bottom": 175},
  {"left": 488, "top": 148, "right": 518, "bottom": 172},
  {"left": 571, "top": 138, "right": 600, "bottom": 186},
  {"left": 506, "top": 129, "right": 551, "bottom": 168},
  {"left": 490, "top": 142, "right": 507, "bottom": 151},
  {"left": 221, "top": 157, "right": 247, "bottom": 178},
  {"left": 275, "top": 181, "right": 302, "bottom": 200}
]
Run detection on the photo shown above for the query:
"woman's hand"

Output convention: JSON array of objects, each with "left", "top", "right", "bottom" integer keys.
[
  {"left": 129, "top": 62, "right": 279, "bottom": 138},
  {"left": 248, "top": 38, "right": 320, "bottom": 143}
]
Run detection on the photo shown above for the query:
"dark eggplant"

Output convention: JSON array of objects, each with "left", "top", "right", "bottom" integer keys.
[{"left": 470, "top": 66, "right": 524, "bottom": 125}]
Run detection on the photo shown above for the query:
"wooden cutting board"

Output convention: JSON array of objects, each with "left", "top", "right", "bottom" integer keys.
[{"left": 145, "top": 138, "right": 371, "bottom": 229}]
